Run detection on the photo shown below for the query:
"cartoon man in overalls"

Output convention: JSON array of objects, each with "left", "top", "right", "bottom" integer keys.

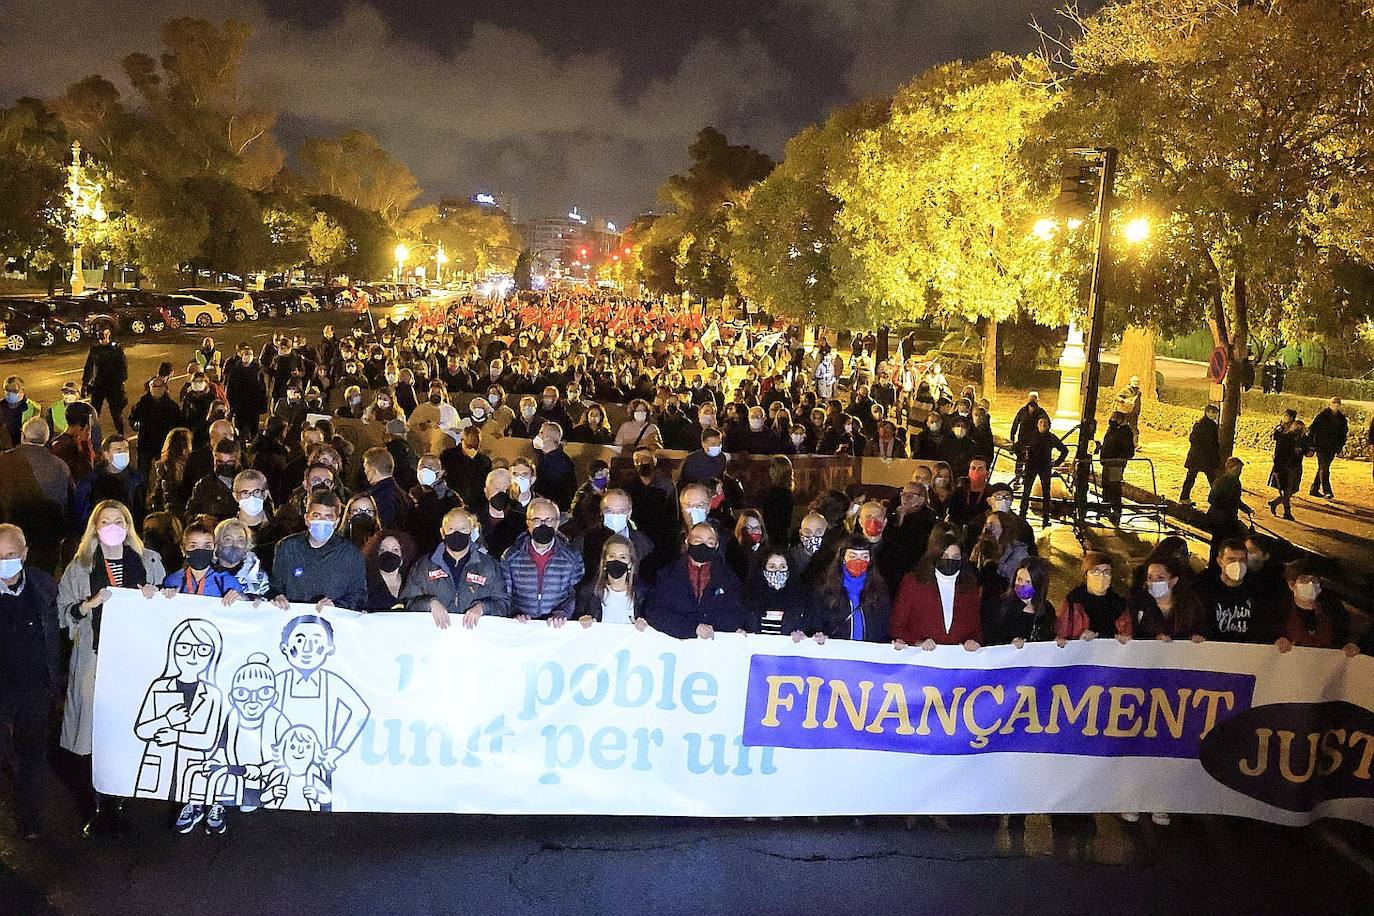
[{"left": 273, "top": 615, "right": 369, "bottom": 809}]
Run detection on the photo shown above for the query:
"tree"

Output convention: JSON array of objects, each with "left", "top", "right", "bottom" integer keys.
[
  {"left": 422, "top": 200, "right": 519, "bottom": 276},
  {"left": 0, "top": 99, "right": 68, "bottom": 269},
  {"left": 729, "top": 99, "right": 890, "bottom": 329},
  {"left": 642, "top": 128, "right": 774, "bottom": 300},
  {"left": 299, "top": 131, "right": 424, "bottom": 231},
  {"left": 308, "top": 194, "right": 392, "bottom": 281},
  {"left": 1049, "top": 0, "right": 1374, "bottom": 455},
  {"left": 834, "top": 55, "right": 1079, "bottom": 394},
  {"left": 307, "top": 211, "right": 347, "bottom": 278}
]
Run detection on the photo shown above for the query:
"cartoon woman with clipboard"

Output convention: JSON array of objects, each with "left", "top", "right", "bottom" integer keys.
[{"left": 132, "top": 619, "right": 225, "bottom": 824}]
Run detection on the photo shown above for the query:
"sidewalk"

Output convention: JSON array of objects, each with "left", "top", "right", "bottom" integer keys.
[{"left": 985, "top": 389, "right": 1374, "bottom": 579}]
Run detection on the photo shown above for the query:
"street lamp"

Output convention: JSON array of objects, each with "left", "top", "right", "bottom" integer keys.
[
  {"left": 66, "top": 140, "right": 106, "bottom": 294},
  {"left": 1032, "top": 218, "right": 1057, "bottom": 241},
  {"left": 393, "top": 243, "right": 409, "bottom": 282},
  {"left": 435, "top": 246, "right": 448, "bottom": 286},
  {"left": 1123, "top": 216, "right": 1150, "bottom": 244}
]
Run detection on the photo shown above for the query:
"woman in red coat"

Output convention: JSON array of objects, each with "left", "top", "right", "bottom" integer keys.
[{"left": 891, "top": 530, "right": 982, "bottom": 651}]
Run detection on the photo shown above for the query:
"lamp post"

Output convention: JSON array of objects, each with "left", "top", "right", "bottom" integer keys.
[
  {"left": 393, "top": 243, "right": 409, "bottom": 282},
  {"left": 435, "top": 247, "right": 448, "bottom": 287},
  {"left": 66, "top": 141, "right": 106, "bottom": 294}
]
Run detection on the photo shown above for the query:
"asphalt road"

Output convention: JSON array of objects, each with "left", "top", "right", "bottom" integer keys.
[{"left": 1, "top": 785, "right": 1370, "bottom": 916}]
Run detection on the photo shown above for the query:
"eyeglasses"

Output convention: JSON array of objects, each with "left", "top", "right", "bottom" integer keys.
[
  {"left": 231, "top": 686, "right": 276, "bottom": 702},
  {"left": 235, "top": 488, "right": 267, "bottom": 499},
  {"left": 174, "top": 642, "right": 214, "bottom": 658}
]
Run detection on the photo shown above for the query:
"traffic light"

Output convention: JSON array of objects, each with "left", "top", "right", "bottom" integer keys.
[{"left": 1057, "top": 161, "right": 1099, "bottom": 219}]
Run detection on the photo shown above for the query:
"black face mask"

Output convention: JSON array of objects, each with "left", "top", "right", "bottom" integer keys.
[
  {"left": 349, "top": 515, "right": 377, "bottom": 536},
  {"left": 604, "top": 559, "right": 630, "bottom": 580},
  {"left": 936, "top": 557, "right": 962, "bottom": 577},
  {"left": 377, "top": 551, "right": 404, "bottom": 573},
  {"left": 488, "top": 492, "right": 510, "bottom": 512},
  {"left": 186, "top": 548, "right": 214, "bottom": 571},
  {"left": 688, "top": 543, "right": 715, "bottom": 564},
  {"left": 443, "top": 530, "right": 471, "bottom": 552},
  {"left": 429, "top": 394, "right": 443, "bottom": 405},
  {"left": 636, "top": 463, "right": 654, "bottom": 476},
  {"left": 531, "top": 524, "right": 557, "bottom": 546},
  {"left": 216, "top": 464, "right": 239, "bottom": 478}
]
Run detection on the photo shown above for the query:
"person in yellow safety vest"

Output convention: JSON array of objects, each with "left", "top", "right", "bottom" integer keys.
[{"left": 1, "top": 375, "right": 42, "bottom": 448}]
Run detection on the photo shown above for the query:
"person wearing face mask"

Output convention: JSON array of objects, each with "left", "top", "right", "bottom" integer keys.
[
  {"left": 1130, "top": 557, "right": 1206, "bottom": 644},
  {"left": 647, "top": 522, "right": 744, "bottom": 640},
  {"left": 509, "top": 456, "right": 539, "bottom": 511},
  {"left": 361, "top": 388, "right": 403, "bottom": 425},
  {"left": 57, "top": 500, "right": 165, "bottom": 835},
  {"left": 1055, "top": 551, "right": 1133, "bottom": 644},
  {"left": 76, "top": 435, "right": 147, "bottom": 527},
  {"left": 867, "top": 420, "right": 906, "bottom": 460},
  {"left": 947, "top": 456, "right": 993, "bottom": 528},
  {"left": 403, "top": 508, "right": 509, "bottom": 629},
  {"left": 725, "top": 510, "right": 771, "bottom": 584},
  {"left": 531, "top": 423, "right": 577, "bottom": 511},
  {"left": 502, "top": 394, "right": 537, "bottom": 438},
  {"left": 678, "top": 428, "right": 728, "bottom": 489},
  {"left": 186, "top": 436, "right": 244, "bottom": 524},
  {"left": 575, "top": 535, "right": 649, "bottom": 627},
  {"left": 361, "top": 447, "right": 416, "bottom": 531},
  {"left": 408, "top": 455, "right": 462, "bottom": 554},
  {"left": 269, "top": 492, "right": 367, "bottom": 613},
  {"left": 1275, "top": 559, "right": 1359, "bottom": 655},
  {"left": 333, "top": 385, "right": 365, "bottom": 421},
  {"left": 160, "top": 524, "right": 245, "bottom": 600},
  {"left": 126, "top": 376, "right": 182, "bottom": 477},
  {"left": 359, "top": 531, "right": 419, "bottom": 612},
  {"left": 1195, "top": 538, "right": 1277, "bottom": 644},
  {"left": 969, "top": 510, "right": 1030, "bottom": 626},
  {"left": 223, "top": 345, "right": 268, "bottom": 441},
  {"left": 0, "top": 523, "right": 61, "bottom": 839},
  {"left": 0, "top": 375, "right": 41, "bottom": 449},
  {"left": 211, "top": 518, "right": 271, "bottom": 599},
  {"left": 987, "top": 556, "right": 1055, "bottom": 647},
  {"left": 81, "top": 325, "right": 129, "bottom": 435},
  {"left": 439, "top": 426, "right": 490, "bottom": 512},
  {"left": 1243, "top": 532, "right": 1285, "bottom": 599},
  {"left": 179, "top": 371, "right": 219, "bottom": 442},
  {"left": 480, "top": 469, "right": 526, "bottom": 558},
  {"left": 500, "top": 498, "right": 584, "bottom": 624},
  {"left": 614, "top": 398, "right": 664, "bottom": 451},
  {"left": 912, "top": 410, "right": 946, "bottom": 461},
  {"left": 891, "top": 533, "right": 982, "bottom": 651},
  {"left": 815, "top": 537, "right": 890, "bottom": 642},
  {"left": 1098, "top": 412, "right": 1136, "bottom": 526},
  {"left": 742, "top": 550, "right": 819, "bottom": 640},
  {"left": 939, "top": 417, "right": 976, "bottom": 478},
  {"left": 568, "top": 460, "right": 614, "bottom": 536},
  {"left": 1018, "top": 416, "right": 1068, "bottom": 529},
  {"left": 342, "top": 495, "right": 381, "bottom": 549},
  {"left": 657, "top": 397, "right": 697, "bottom": 451}
]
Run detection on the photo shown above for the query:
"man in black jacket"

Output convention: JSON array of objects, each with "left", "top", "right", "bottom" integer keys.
[
  {"left": 224, "top": 344, "right": 269, "bottom": 440},
  {"left": 270, "top": 491, "right": 367, "bottom": 611},
  {"left": 81, "top": 326, "right": 128, "bottom": 434},
  {"left": 0, "top": 523, "right": 61, "bottom": 839},
  {"left": 1307, "top": 397, "right": 1349, "bottom": 499},
  {"left": 1180, "top": 404, "right": 1221, "bottom": 506}
]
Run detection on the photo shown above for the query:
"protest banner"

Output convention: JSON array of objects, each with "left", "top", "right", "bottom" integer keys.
[{"left": 93, "top": 590, "right": 1374, "bottom": 824}]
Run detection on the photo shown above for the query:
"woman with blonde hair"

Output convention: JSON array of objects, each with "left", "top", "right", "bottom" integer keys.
[
  {"left": 57, "top": 499, "right": 165, "bottom": 836},
  {"left": 148, "top": 427, "right": 194, "bottom": 514}
]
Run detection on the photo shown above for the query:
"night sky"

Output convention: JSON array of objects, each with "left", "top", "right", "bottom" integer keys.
[{"left": 0, "top": 0, "right": 1093, "bottom": 223}]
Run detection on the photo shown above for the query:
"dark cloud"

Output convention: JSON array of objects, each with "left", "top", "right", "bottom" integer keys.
[{"left": 0, "top": 0, "right": 1083, "bottom": 222}]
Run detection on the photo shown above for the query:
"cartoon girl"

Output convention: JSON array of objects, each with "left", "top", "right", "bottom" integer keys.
[
  {"left": 262, "top": 725, "right": 333, "bottom": 812},
  {"left": 133, "top": 619, "right": 226, "bottom": 825},
  {"left": 204, "top": 653, "right": 289, "bottom": 817}
]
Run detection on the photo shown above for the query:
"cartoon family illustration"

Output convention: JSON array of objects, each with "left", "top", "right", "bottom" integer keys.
[{"left": 131, "top": 614, "right": 370, "bottom": 813}]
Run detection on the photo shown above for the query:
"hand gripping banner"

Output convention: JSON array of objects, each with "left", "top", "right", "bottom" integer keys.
[{"left": 92, "top": 590, "right": 1374, "bottom": 824}]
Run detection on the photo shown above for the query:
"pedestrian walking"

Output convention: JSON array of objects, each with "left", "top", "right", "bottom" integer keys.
[
  {"left": 1180, "top": 404, "right": 1221, "bottom": 506},
  {"left": 81, "top": 325, "right": 129, "bottom": 435},
  {"left": 1306, "top": 397, "right": 1348, "bottom": 499},
  {"left": 1267, "top": 409, "right": 1305, "bottom": 521}
]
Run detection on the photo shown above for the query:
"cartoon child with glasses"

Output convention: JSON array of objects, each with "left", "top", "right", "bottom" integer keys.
[
  {"left": 203, "top": 652, "right": 289, "bottom": 812},
  {"left": 133, "top": 619, "right": 226, "bottom": 801}
]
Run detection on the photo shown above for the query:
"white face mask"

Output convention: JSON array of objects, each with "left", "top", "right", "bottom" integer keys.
[
  {"left": 634, "top": 410, "right": 648, "bottom": 422},
  {"left": 488, "top": 394, "right": 501, "bottom": 406},
  {"left": 514, "top": 476, "right": 532, "bottom": 493},
  {"left": 1223, "top": 561, "right": 1247, "bottom": 583},
  {"left": 522, "top": 406, "right": 536, "bottom": 418},
  {"left": 686, "top": 506, "right": 708, "bottom": 526},
  {"left": 1295, "top": 580, "right": 1321, "bottom": 602},
  {"left": 110, "top": 452, "right": 130, "bottom": 471},
  {"left": 749, "top": 419, "right": 765, "bottom": 431},
  {"left": 705, "top": 445, "right": 722, "bottom": 458},
  {"left": 1147, "top": 580, "right": 1171, "bottom": 599},
  {"left": 418, "top": 468, "right": 438, "bottom": 487},
  {"left": 238, "top": 495, "right": 265, "bottom": 517},
  {"left": 603, "top": 512, "right": 629, "bottom": 533},
  {"left": 0, "top": 557, "right": 23, "bottom": 579}
]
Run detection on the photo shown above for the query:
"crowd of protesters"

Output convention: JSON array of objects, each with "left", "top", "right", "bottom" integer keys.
[{"left": 0, "top": 289, "right": 1369, "bottom": 842}]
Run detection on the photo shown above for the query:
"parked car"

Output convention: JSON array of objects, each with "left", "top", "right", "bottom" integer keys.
[
  {"left": 248, "top": 289, "right": 285, "bottom": 320},
  {"left": 165, "top": 293, "right": 227, "bottom": 328},
  {"left": 73, "top": 289, "right": 168, "bottom": 335},
  {"left": 0, "top": 299, "right": 63, "bottom": 352},
  {"left": 42, "top": 296, "right": 124, "bottom": 338},
  {"left": 287, "top": 287, "right": 320, "bottom": 312},
  {"left": 181, "top": 287, "right": 257, "bottom": 321}
]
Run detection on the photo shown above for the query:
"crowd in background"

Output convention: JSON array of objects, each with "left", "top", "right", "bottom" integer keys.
[{"left": 0, "top": 289, "right": 1368, "bottom": 842}]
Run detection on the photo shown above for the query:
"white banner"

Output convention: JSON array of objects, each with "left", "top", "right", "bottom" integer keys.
[{"left": 93, "top": 590, "right": 1374, "bottom": 824}]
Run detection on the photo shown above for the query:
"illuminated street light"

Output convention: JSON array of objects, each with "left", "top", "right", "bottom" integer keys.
[
  {"left": 66, "top": 140, "right": 105, "bottom": 294},
  {"left": 435, "top": 246, "right": 448, "bottom": 285},
  {"left": 394, "top": 243, "right": 409, "bottom": 281},
  {"left": 1032, "top": 218, "right": 1057, "bottom": 241},
  {"left": 1123, "top": 216, "right": 1150, "bottom": 244},
  {"left": 1066, "top": 217, "right": 1085, "bottom": 231}
]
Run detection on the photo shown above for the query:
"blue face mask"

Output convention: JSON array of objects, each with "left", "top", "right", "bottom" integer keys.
[
  {"left": 4, "top": 392, "right": 21, "bottom": 406},
  {"left": 307, "top": 520, "right": 336, "bottom": 542}
]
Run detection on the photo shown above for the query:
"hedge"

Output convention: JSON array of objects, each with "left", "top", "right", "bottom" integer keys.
[
  {"left": 1156, "top": 383, "right": 1370, "bottom": 460},
  {"left": 1282, "top": 368, "right": 1374, "bottom": 402},
  {"left": 1137, "top": 395, "right": 1370, "bottom": 462}
]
